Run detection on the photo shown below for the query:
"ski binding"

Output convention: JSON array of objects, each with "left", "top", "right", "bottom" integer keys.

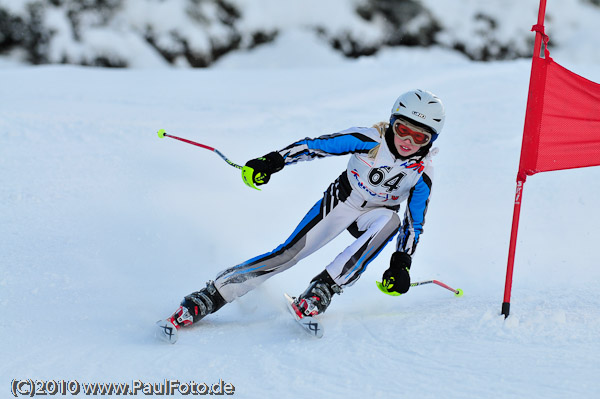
[{"left": 284, "top": 293, "right": 323, "bottom": 338}]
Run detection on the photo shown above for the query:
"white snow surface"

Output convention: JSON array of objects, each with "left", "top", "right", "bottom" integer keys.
[{"left": 2, "top": 41, "right": 600, "bottom": 398}]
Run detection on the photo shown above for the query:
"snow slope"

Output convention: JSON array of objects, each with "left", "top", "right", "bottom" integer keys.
[{"left": 2, "top": 44, "right": 600, "bottom": 397}]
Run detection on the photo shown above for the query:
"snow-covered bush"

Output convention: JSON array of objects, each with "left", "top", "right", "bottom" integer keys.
[{"left": 0, "top": 0, "right": 598, "bottom": 67}]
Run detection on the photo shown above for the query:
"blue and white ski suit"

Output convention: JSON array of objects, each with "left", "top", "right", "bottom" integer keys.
[{"left": 215, "top": 126, "right": 434, "bottom": 302}]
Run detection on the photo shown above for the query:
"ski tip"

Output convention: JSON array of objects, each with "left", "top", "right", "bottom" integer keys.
[
  {"left": 455, "top": 288, "right": 464, "bottom": 298},
  {"left": 157, "top": 129, "right": 166, "bottom": 138},
  {"left": 155, "top": 319, "right": 178, "bottom": 344},
  {"left": 301, "top": 317, "right": 324, "bottom": 339}
]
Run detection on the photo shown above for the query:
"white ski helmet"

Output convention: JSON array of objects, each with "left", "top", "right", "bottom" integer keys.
[{"left": 391, "top": 89, "right": 445, "bottom": 135}]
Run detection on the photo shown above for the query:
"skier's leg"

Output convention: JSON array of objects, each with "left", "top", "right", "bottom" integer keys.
[
  {"left": 213, "top": 195, "right": 360, "bottom": 303},
  {"left": 169, "top": 196, "right": 353, "bottom": 328},
  {"left": 326, "top": 208, "right": 400, "bottom": 287},
  {"left": 291, "top": 208, "right": 400, "bottom": 317}
]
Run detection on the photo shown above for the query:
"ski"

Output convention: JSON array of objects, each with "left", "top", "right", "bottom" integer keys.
[
  {"left": 284, "top": 293, "right": 324, "bottom": 338},
  {"left": 155, "top": 319, "right": 179, "bottom": 344}
]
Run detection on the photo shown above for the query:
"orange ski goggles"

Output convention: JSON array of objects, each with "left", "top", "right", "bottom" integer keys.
[{"left": 392, "top": 118, "right": 435, "bottom": 146}]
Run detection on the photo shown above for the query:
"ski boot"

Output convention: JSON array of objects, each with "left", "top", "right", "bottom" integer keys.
[
  {"left": 290, "top": 270, "right": 342, "bottom": 319},
  {"left": 156, "top": 280, "right": 227, "bottom": 343}
]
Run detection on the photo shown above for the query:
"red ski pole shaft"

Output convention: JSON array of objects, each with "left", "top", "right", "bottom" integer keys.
[{"left": 157, "top": 129, "right": 243, "bottom": 170}]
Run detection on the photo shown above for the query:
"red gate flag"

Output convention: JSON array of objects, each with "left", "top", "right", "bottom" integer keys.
[
  {"left": 519, "top": 56, "right": 600, "bottom": 176},
  {"left": 502, "top": 0, "right": 600, "bottom": 318}
]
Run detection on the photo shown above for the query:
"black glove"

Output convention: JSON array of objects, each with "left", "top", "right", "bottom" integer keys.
[
  {"left": 241, "top": 151, "right": 285, "bottom": 189},
  {"left": 381, "top": 251, "right": 412, "bottom": 294}
]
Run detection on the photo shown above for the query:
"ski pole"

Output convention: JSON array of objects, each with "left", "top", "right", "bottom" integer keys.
[
  {"left": 410, "top": 280, "right": 463, "bottom": 297},
  {"left": 157, "top": 129, "right": 243, "bottom": 170},
  {"left": 377, "top": 279, "right": 463, "bottom": 297}
]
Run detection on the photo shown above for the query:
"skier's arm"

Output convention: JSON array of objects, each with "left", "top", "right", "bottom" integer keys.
[
  {"left": 397, "top": 172, "right": 432, "bottom": 256},
  {"left": 277, "top": 127, "right": 379, "bottom": 166},
  {"left": 378, "top": 173, "right": 432, "bottom": 295},
  {"left": 241, "top": 127, "right": 379, "bottom": 189}
]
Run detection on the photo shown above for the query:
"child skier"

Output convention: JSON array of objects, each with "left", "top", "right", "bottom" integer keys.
[{"left": 160, "top": 89, "right": 445, "bottom": 337}]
